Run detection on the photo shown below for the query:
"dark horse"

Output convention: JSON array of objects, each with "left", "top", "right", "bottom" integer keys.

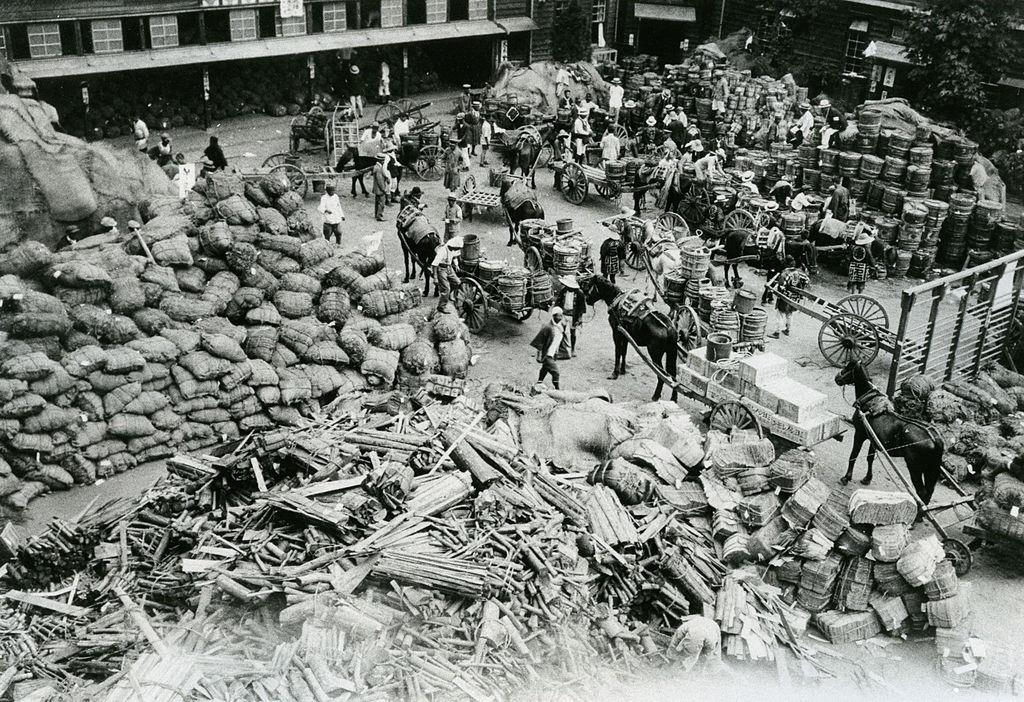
[
  {"left": 506, "top": 125, "right": 553, "bottom": 188},
  {"left": 834, "top": 360, "right": 943, "bottom": 505},
  {"left": 395, "top": 202, "right": 441, "bottom": 297},
  {"left": 582, "top": 275, "right": 679, "bottom": 402},
  {"left": 335, "top": 146, "right": 376, "bottom": 196},
  {"left": 500, "top": 177, "right": 545, "bottom": 246}
]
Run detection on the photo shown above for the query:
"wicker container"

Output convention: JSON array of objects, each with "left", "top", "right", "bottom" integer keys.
[
  {"left": 924, "top": 594, "right": 967, "bottom": 628},
  {"left": 870, "top": 592, "right": 910, "bottom": 633},
  {"left": 710, "top": 307, "right": 740, "bottom": 342},
  {"left": 497, "top": 270, "right": 529, "bottom": 312},
  {"left": 871, "top": 523, "right": 910, "bottom": 562},
  {"left": 679, "top": 247, "right": 711, "bottom": 280},
  {"left": 476, "top": 259, "right": 507, "bottom": 282},
  {"left": 553, "top": 243, "right": 581, "bottom": 276},
  {"left": 529, "top": 270, "right": 553, "bottom": 308},
  {"left": 664, "top": 271, "right": 690, "bottom": 307},
  {"left": 874, "top": 561, "right": 913, "bottom": 595},
  {"left": 882, "top": 155, "right": 908, "bottom": 182},
  {"left": 739, "top": 307, "right": 768, "bottom": 343}
]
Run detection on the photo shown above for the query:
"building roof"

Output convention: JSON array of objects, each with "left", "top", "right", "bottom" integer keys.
[
  {"left": 1, "top": 0, "right": 201, "bottom": 21},
  {"left": 844, "top": 0, "right": 926, "bottom": 11}
]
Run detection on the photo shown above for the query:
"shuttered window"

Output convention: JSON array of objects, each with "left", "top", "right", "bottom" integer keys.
[
  {"left": 91, "top": 19, "right": 124, "bottom": 54},
  {"left": 323, "top": 3, "right": 347, "bottom": 31},
  {"left": 592, "top": 0, "right": 606, "bottom": 23},
  {"left": 27, "top": 23, "right": 62, "bottom": 58},
  {"left": 149, "top": 15, "right": 179, "bottom": 48},
  {"left": 229, "top": 9, "right": 258, "bottom": 41}
]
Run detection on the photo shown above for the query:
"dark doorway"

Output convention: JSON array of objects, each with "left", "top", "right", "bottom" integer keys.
[{"left": 637, "top": 19, "right": 684, "bottom": 64}]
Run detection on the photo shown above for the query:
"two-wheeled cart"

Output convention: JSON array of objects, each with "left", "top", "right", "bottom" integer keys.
[
  {"left": 598, "top": 211, "right": 689, "bottom": 271},
  {"left": 765, "top": 273, "right": 896, "bottom": 367},
  {"left": 454, "top": 268, "right": 546, "bottom": 334},
  {"left": 553, "top": 161, "right": 663, "bottom": 205}
]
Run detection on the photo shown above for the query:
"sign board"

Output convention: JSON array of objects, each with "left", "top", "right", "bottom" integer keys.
[
  {"left": 403, "top": 47, "right": 408, "bottom": 69},
  {"left": 628, "top": 33, "right": 635, "bottom": 46},
  {"left": 499, "top": 39, "right": 508, "bottom": 64},
  {"left": 80, "top": 84, "right": 89, "bottom": 106},
  {"left": 883, "top": 66, "right": 896, "bottom": 88},
  {"left": 203, "top": 68, "right": 210, "bottom": 101},
  {"left": 307, "top": 55, "right": 315, "bottom": 79}
]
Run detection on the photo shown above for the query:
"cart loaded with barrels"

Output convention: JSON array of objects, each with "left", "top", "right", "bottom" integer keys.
[
  {"left": 515, "top": 218, "right": 596, "bottom": 277},
  {"left": 454, "top": 233, "right": 563, "bottom": 333},
  {"left": 553, "top": 158, "right": 666, "bottom": 206}
]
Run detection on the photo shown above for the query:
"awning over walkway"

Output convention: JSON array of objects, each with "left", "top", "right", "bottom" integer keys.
[
  {"left": 999, "top": 76, "right": 1024, "bottom": 90},
  {"left": 634, "top": 3, "right": 696, "bottom": 22},
  {"left": 15, "top": 18, "right": 532, "bottom": 79},
  {"left": 863, "top": 40, "right": 914, "bottom": 65}
]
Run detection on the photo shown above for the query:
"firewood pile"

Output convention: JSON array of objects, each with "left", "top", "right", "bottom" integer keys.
[
  {"left": 0, "top": 391, "right": 842, "bottom": 701},
  {"left": 0, "top": 171, "right": 471, "bottom": 513}
]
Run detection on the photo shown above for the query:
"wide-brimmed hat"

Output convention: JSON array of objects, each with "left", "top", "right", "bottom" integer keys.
[
  {"left": 819, "top": 98, "right": 831, "bottom": 108},
  {"left": 471, "top": 100, "right": 481, "bottom": 107},
  {"left": 375, "top": 153, "right": 386, "bottom": 161},
  {"left": 550, "top": 306, "right": 563, "bottom": 317},
  {"left": 462, "top": 84, "right": 471, "bottom": 89},
  {"left": 456, "top": 112, "right": 465, "bottom": 119},
  {"left": 854, "top": 230, "right": 874, "bottom": 245},
  {"left": 688, "top": 140, "right": 704, "bottom": 153},
  {"left": 763, "top": 201, "right": 779, "bottom": 211},
  {"left": 740, "top": 170, "right": 755, "bottom": 182},
  {"left": 447, "top": 192, "right": 457, "bottom": 200},
  {"left": 127, "top": 220, "right": 141, "bottom": 230},
  {"left": 559, "top": 274, "right": 579, "bottom": 289},
  {"left": 350, "top": 65, "right": 360, "bottom": 74},
  {"left": 612, "top": 77, "right": 621, "bottom": 84},
  {"left": 645, "top": 116, "right": 657, "bottom": 127},
  {"left": 447, "top": 236, "right": 464, "bottom": 249},
  {"left": 624, "top": 100, "right": 637, "bottom": 109},
  {"left": 100, "top": 216, "right": 117, "bottom": 228},
  {"left": 800, "top": 101, "right": 811, "bottom": 110},
  {"left": 557, "top": 129, "right": 570, "bottom": 139}
]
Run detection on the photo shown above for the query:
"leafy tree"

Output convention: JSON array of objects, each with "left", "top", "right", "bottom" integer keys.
[
  {"left": 552, "top": 0, "right": 591, "bottom": 64},
  {"left": 747, "top": 0, "right": 834, "bottom": 76},
  {"left": 904, "top": 0, "right": 1022, "bottom": 123}
]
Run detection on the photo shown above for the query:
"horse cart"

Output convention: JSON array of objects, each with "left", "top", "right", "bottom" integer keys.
[
  {"left": 765, "top": 273, "right": 896, "bottom": 367},
  {"left": 599, "top": 211, "right": 689, "bottom": 271},
  {"left": 375, "top": 99, "right": 431, "bottom": 125},
  {"left": 455, "top": 263, "right": 550, "bottom": 333},
  {"left": 516, "top": 220, "right": 595, "bottom": 278},
  {"left": 553, "top": 160, "right": 666, "bottom": 206}
]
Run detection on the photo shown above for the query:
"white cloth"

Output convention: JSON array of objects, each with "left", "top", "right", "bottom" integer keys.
[
  {"left": 608, "top": 85, "right": 624, "bottom": 110},
  {"left": 601, "top": 132, "right": 621, "bottom": 161},
  {"left": 798, "top": 110, "right": 814, "bottom": 139},
  {"left": 359, "top": 130, "right": 383, "bottom": 157},
  {"left": 547, "top": 322, "right": 563, "bottom": 358},
  {"left": 318, "top": 193, "right": 345, "bottom": 225},
  {"left": 579, "top": 99, "right": 598, "bottom": 121},
  {"left": 133, "top": 119, "right": 149, "bottom": 147},
  {"left": 432, "top": 244, "right": 459, "bottom": 267},
  {"left": 970, "top": 162, "right": 989, "bottom": 190},
  {"left": 739, "top": 181, "right": 759, "bottom": 196},
  {"left": 791, "top": 191, "right": 812, "bottom": 211},
  {"left": 694, "top": 154, "right": 720, "bottom": 180},
  {"left": 174, "top": 163, "right": 196, "bottom": 200},
  {"left": 481, "top": 120, "right": 492, "bottom": 145},
  {"left": 393, "top": 118, "right": 411, "bottom": 138}
]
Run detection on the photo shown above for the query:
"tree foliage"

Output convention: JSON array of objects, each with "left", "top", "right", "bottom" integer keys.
[
  {"left": 904, "top": 0, "right": 1023, "bottom": 123},
  {"left": 748, "top": 0, "right": 834, "bottom": 76},
  {"left": 552, "top": 0, "right": 591, "bottom": 64}
]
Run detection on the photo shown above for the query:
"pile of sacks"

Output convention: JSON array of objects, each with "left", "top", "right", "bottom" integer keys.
[{"left": 0, "top": 171, "right": 469, "bottom": 512}]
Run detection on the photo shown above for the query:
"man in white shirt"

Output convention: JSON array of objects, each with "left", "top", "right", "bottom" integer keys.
[
  {"left": 480, "top": 116, "right": 492, "bottom": 166},
  {"left": 573, "top": 114, "right": 593, "bottom": 161},
  {"left": 432, "top": 236, "right": 462, "bottom": 313},
  {"left": 530, "top": 307, "right": 564, "bottom": 389},
  {"left": 791, "top": 187, "right": 813, "bottom": 212},
  {"left": 318, "top": 184, "right": 345, "bottom": 243},
  {"left": 796, "top": 101, "right": 815, "bottom": 142},
  {"left": 608, "top": 78, "right": 624, "bottom": 123},
  {"left": 379, "top": 60, "right": 391, "bottom": 100},
  {"left": 359, "top": 123, "right": 383, "bottom": 158},
  {"left": 694, "top": 151, "right": 723, "bottom": 181},
  {"left": 132, "top": 116, "right": 149, "bottom": 152},
  {"left": 601, "top": 128, "right": 621, "bottom": 163},
  {"left": 393, "top": 115, "right": 412, "bottom": 139},
  {"left": 579, "top": 93, "right": 598, "bottom": 122}
]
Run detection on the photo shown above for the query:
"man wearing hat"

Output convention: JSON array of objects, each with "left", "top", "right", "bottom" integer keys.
[
  {"left": 825, "top": 178, "right": 851, "bottom": 222},
  {"left": 432, "top": 235, "right": 463, "bottom": 313},
  {"left": 126, "top": 220, "right": 142, "bottom": 244},
  {"left": 738, "top": 171, "right": 760, "bottom": 197},
  {"left": 579, "top": 93, "right": 598, "bottom": 123},
  {"left": 847, "top": 226, "right": 875, "bottom": 294},
  {"left": 443, "top": 192, "right": 463, "bottom": 242},
  {"left": 554, "top": 275, "right": 587, "bottom": 358},
  {"left": 712, "top": 74, "right": 729, "bottom": 115},
  {"left": 608, "top": 77, "right": 624, "bottom": 123},
  {"left": 318, "top": 183, "right": 346, "bottom": 243},
  {"left": 132, "top": 115, "right": 149, "bottom": 152},
  {"left": 529, "top": 307, "right": 564, "bottom": 389},
  {"left": 99, "top": 216, "right": 119, "bottom": 238},
  {"left": 348, "top": 64, "right": 364, "bottom": 118},
  {"left": 768, "top": 256, "right": 809, "bottom": 338},
  {"left": 768, "top": 176, "right": 793, "bottom": 208},
  {"left": 443, "top": 135, "right": 463, "bottom": 192},
  {"left": 372, "top": 154, "right": 389, "bottom": 221},
  {"left": 796, "top": 101, "right": 815, "bottom": 142},
  {"left": 460, "top": 84, "right": 473, "bottom": 114},
  {"left": 400, "top": 186, "right": 425, "bottom": 212},
  {"left": 818, "top": 98, "right": 846, "bottom": 148},
  {"left": 464, "top": 101, "right": 482, "bottom": 157},
  {"left": 572, "top": 109, "right": 593, "bottom": 161}
]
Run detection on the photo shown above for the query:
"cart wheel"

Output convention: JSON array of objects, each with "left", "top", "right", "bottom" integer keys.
[
  {"left": 679, "top": 187, "right": 711, "bottom": 229},
  {"left": 524, "top": 246, "right": 544, "bottom": 272},
  {"left": 455, "top": 279, "right": 488, "bottom": 333},
  {"left": 655, "top": 211, "right": 685, "bottom": 234},
  {"left": 375, "top": 102, "right": 402, "bottom": 124},
  {"left": 308, "top": 106, "right": 325, "bottom": 116},
  {"left": 516, "top": 307, "right": 534, "bottom": 322},
  {"left": 560, "top": 162, "right": 588, "bottom": 205},
  {"left": 818, "top": 312, "right": 881, "bottom": 367},
  {"left": 396, "top": 98, "right": 422, "bottom": 122},
  {"left": 710, "top": 400, "right": 763, "bottom": 437},
  {"left": 537, "top": 144, "right": 553, "bottom": 169},
  {"left": 613, "top": 124, "right": 629, "bottom": 142},
  {"left": 271, "top": 163, "right": 308, "bottom": 198},
  {"left": 624, "top": 238, "right": 645, "bottom": 271},
  {"left": 415, "top": 145, "right": 443, "bottom": 181},
  {"left": 262, "top": 152, "right": 293, "bottom": 169},
  {"left": 943, "top": 537, "right": 973, "bottom": 576},
  {"left": 836, "top": 294, "right": 890, "bottom": 330},
  {"left": 722, "top": 208, "right": 756, "bottom": 232},
  {"left": 674, "top": 305, "right": 703, "bottom": 351},
  {"left": 594, "top": 178, "right": 621, "bottom": 200}
]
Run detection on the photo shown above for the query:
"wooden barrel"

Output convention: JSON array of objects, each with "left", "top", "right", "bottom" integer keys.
[
  {"left": 855, "top": 133, "right": 878, "bottom": 154},
  {"left": 899, "top": 223, "right": 924, "bottom": 251},
  {"left": 462, "top": 233, "right": 481, "bottom": 262},
  {"left": 930, "top": 159, "right": 956, "bottom": 186},
  {"left": 908, "top": 146, "right": 933, "bottom": 167},
  {"left": 880, "top": 184, "right": 903, "bottom": 214},
  {"left": 949, "top": 191, "right": 977, "bottom": 217},
  {"left": 664, "top": 270, "right": 689, "bottom": 306},
  {"left": 865, "top": 180, "right": 885, "bottom": 209},
  {"left": 857, "top": 110, "right": 883, "bottom": 134},
  {"left": 887, "top": 131, "right": 914, "bottom": 156},
  {"left": 710, "top": 306, "right": 740, "bottom": 342},
  {"left": 798, "top": 144, "right": 819, "bottom": 167},
  {"left": 952, "top": 139, "right": 978, "bottom": 166},
  {"left": 876, "top": 217, "right": 899, "bottom": 243},
  {"left": 556, "top": 218, "right": 575, "bottom": 234},
  {"left": 818, "top": 148, "right": 839, "bottom": 173},
  {"left": 553, "top": 243, "right": 581, "bottom": 275},
  {"left": 838, "top": 151, "right": 862, "bottom": 178},
  {"left": 972, "top": 200, "right": 1004, "bottom": 227},
  {"left": 498, "top": 269, "right": 529, "bottom": 311},
  {"left": 902, "top": 202, "right": 928, "bottom": 226},
  {"left": 679, "top": 246, "right": 711, "bottom": 280},
  {"left": 802, "top": 167, "right": 821, "bottom": 190},
  {"left": 968, "top": 221, "right": 994, "bottom": 249},
  {"left": 740, "top": 307, "right": 768, "bottom": 342},
  {"left": 882, "top": 155, "right": 908, "bottom": 182},
  {"left": 995, "top": 221, "right": 1021, "bottom": 252},
  {"left": 477, "top": 259, "right": 507, "bottom": 282},
  {"left": 605, "top": 160, "right": 626, "bottom": 180},
  {"left": 529, "top": 269, "right": 553, "bottom": 308},
  {"left": 849, "top": 177, "right": 868, "bottom": 202},
  {"left": 905, "top": 165, "right": 931, "bottom": 191},
  {"left": 781, "top": 211, "right": 805, "bottom": 236}
]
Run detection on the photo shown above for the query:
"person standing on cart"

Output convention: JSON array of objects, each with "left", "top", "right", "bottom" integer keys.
[
  {"left": 553, "top": 129, "right": 571, "bottom": 192},
  {"left": 443, "top": 193, "right": 463, "bottom": 243},
  {"left": 601, "top": 127, "right": 621, "bottom": 165},
  {"left": 825, "top": 179, "right": 851, "bottom": 222},
  {"left": 480, "top": 113, "right": 493, "bottom": 166},
  {"left": 555, "top": 275, "right": 587, "bottom": 358},
  {"left": 433, "top": 236, "right": 463, "bottom": 313},
  {"left": 573, "top": 111, "right": 593, "bottom": 163},
  {"left": 847, "top": 227, "right": 875, "bottom": 294}
]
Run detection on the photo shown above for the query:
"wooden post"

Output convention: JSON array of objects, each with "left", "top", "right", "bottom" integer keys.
[
  {"left": 198, "top": 12, "right": 208, "bottom": 44},
  {"left": 945, "top": 275, "right": 976, "bottom": 382},
  {"left": 202, "top": 65, "right": 211, "bottom": 130},
  {"left": 402, "top": 46, "right": 409, "bottom": 99}
]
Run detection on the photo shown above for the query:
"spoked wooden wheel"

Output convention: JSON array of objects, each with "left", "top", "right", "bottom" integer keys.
[
  {"left": 722, "top": 208, "right": 756, "bottom": 232},
  {"left": 262, "top": 152, "right": 293, "bottom": 168},
  {"left": 679, "top": 187, "right": 712, "bottom": 229},
  {"left": 415, "top": 145, "right": 442, "bottom": 180},
  {"left": 375, "top": 101, "right": 402, "bottom": 124},
  {"left": 524, "top": 247, "right": 544, "bottom": 272},
  {"left": 943, "top": 537, "right": 973, "bottom": 576},
  {"left": 709, "top": 400, "right": 763, "bottom": 437},
  {"left": 612, "top": 124, "right": 629, "bottom": 141},
  {"left": 836, "top": 294, "right": 890, "bottom": 330},
  {"left": 396, "top": 98, "right": 423, "bottom": 122},
  {"left": 560, "top": 162, "right": 588, "bottom": 205},
  {"left": 818, "top": 312, "right": 880, "bottom": 367},
  {"left": 270, "top": 163, "right": 308, "bottom": 197},
  {"left": 674, "top": 305, "right": 703, "bottom": 351},
  {"left": 455, "top": 279, "right": 488, "bottom": 333},
  {"left": 624, "top": 238, "right": 645, "bottom": 271},
  {"left": 594, "top": 178, "right": 621, "bottom": 200},
  {"left": 655, "top": 212, "right": 689, "bottom": 245}
]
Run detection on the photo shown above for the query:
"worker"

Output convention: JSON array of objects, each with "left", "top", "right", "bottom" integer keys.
[
  {"left": 432, "top": 235, "right": 463, "bottom": 313},
  {"left": 555, "top": 275, "right": 587, "bottom": 358},
  {"left": 818, "top": 98, "right": 846, "bottom": 148},
  {"left": 393, "top": 113, "right": 413, "bottom": 139},
  {"left": 785, "top": 122, "right": 804, "bottom": 148},
  {"left": 738, "top": 170, "right": 760, "bottom": 197},
  {"left": 372, "top": 154, "right": 389, "bottom": 222},
  {"left": 157, "top": 133, "right": 173, "bottom": 166},
  {"left": 707, "top": 227, "right": 751, "bottom": 289},
  {"left": 573, "top": 110, "right": 593, "bottom": 163},
  {"left": 552, "top": 130, "right": 571, "bottom": 192},
  {"left": 768, "top": 256, "right": 809, "bottom": 338},
  {"left": 578, "top": 93, "right": 598, "bottom": 122},
  {"left": 712, "top": 74, "right": 729, "bottom": 115},
  {"left": 608, "top": 77, "right": 624, "bottom": 123},
  {"left": 359, "top": 122, "right": 383, "bottom": 159},
  {"left": 669, "top": 615, "right": 724, "bottom": 674},
  {"left": 443, "top": 192, "right": 463, "bottom": 242},
  {"left": 459, "top": 84, "right": 473, "bottom": 114},
  {"left": 203, "top": 136, "right": 228, "bottom": 172},
  {"left": 55, "top": 225, "right": 81, "bottom": 251},
  {"left": 825, "top": 179, "right": 851, "bottom": 222},
  {"left": 847, "top": 227, "right": 875, "bottom": 294},
  {"left": 443, "top": 135, "right": 463, "bottom": 193},
  {"left": 668, "top": 110, "right": 688, "bottom": 146},
  {"left": 381, "top": 139, "right": 402, "bottom": 205},
  {"left": 530, "top": 307, "right": 564, "bottom": 389},
  {"left": 796, "top": 101, "right": 815, "bottom": 143},
  {"left": 400, "top": 186, "right": 425, "bottom": 211},
  {"left": 790, "top": 184, "right": 814, "bottom": 212},
  {"left": 378, "top": 60, "right": 391, "bottom": 101},
  {"left": 126, "top": 220, "right": 142, "bottom": 238},
  {"left": 480, "top": 113, "right": 492, "bottom": 167},
  {"left": 348, "top": 64, "right": 365, "bottom": 119},
  {"left": 600, "top": 227, "right": 623, "bottom": 284},
  {"left": 318, "top": 183, "right": 346, "bottom": 244},
  {"left": 768, "top": 176, "right": 794, "bottom": 207},
  {"left": 694, "top": 148, "right": 724, "bottom": 182},
  {"left": 465, "top": 101, "right": 482, "bottom": 157},
  {"left": 98, "top": 216, "right": 119, "bottom": 238},
  {"left": 600, "top": 127, "right": 621, "bottom": 164},
  {"left": 132, "top": 115, "right": 149, "bottom": 152}
]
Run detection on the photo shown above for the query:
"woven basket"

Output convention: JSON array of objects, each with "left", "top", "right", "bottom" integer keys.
[
  {"left": 274, "top": 291, "right": 315, "bottom": 319},
  {"left": 438, "top": 339, "right": 471, "bottom": 379},
  {"left": 993, "top": 472, "right": 1024, "bottom": 509},
  {"left": 303, "top": 340, "right": 349, "bottom": 365},
  {"left": 924, "top": 594, "right": 967, "bottom": 628},
  {"left": 245, "top": 326, "right": 279, "bottom": 362},
  {"left": 923, "top": 559, "right": 959, "bottom": 601}
]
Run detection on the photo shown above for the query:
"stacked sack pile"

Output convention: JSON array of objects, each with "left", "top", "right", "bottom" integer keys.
[{"left": 0, "top": 171, "right": 468, "bottom": 512}]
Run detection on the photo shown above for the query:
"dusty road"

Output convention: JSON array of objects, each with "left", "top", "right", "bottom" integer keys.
[{"left": 22, "top": 97, "right": 1024, "bottom": 698}]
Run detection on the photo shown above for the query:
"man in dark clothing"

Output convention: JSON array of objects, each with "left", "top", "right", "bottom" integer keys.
[
  {"left": 826, "top": 180, "right": 851, "bottom": 222},
  {"left": 530, "top": 308, "right": 564, "bottom": 389},
  {"left": 554, "top": 275, "right": 588, "bottom": 358},
  {"left": 203, "top": 136, "right": 228, "bottom": 171}
]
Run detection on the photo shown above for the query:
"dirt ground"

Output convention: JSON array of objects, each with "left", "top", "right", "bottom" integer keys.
[{"left": 22, "top": 94, "right": 1024, "bottom": 699}]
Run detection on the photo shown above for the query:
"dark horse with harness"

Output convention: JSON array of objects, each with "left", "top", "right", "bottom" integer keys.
[
  {"left": 582, "top": 275, "right": 679, "bottom": 402},
  {"left": 834, "top": 359, "right": 944, "bottom": 505},
  {"left": 500, "top": 177, "right": 544, "bottom": 246},
  {"left": 395, "top": 198, "right": 441, "bottom": 297}
]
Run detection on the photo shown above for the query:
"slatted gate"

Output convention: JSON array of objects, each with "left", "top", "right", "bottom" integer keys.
[{"left": 887, "top": 250, "right": 1024, "bottom": 394}]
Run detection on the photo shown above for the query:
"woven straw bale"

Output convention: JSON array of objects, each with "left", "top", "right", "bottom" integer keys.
[
  {"left": 280, "top": 271, "right": 322, "bottom": 297},
  {"left": 268, "top": 406, "right": 303, "bottom": 426},
  {"left": 338, "top": 250, "right": 385, "bottom": 277},
  {"left": 10, "top": 432, "right": 54, "bottom": 454},
  {"left": 0, "top": 379, "right": 27, "bottom": 404},
  {"left": 338, "top": 328, "right": 370, "bottom": 365},
  {"left": 200, "top": 333, "right": 246, "bottom": 362},
  {"left": 225, "top": 241, "right": 259, "bottom": 273},
  {"left": 401, "top": 339, "right": 440, "bottom": 375},
  {"left": 303, "top": 340, "right": 349, "bottom": 365},
  {"left": 259, "top": 249, "right": 302, "bottom": 277},
  {"left": 317, "top": 286, "right": 351, "bottom": 325},
  {"left": 438, "top": 339, "right": 471, "bottom": 378},
  {"left": 47, "top": 261, "right": 112, "bottom": 289},
  {"left": 275, "top": 190, "right": 303, "bottom": 216},
  {"left": 160, "top": 294, "right": 217, "bottom": 324},
  {"left": 300, "top": 239, "right": 334, "bottom": 268},
  {"left": 247, "top": 302, "right": 283, "bottom": 327},
  {"left": 103, "top": 382, "right": 142, "bottom": 416},
  {"left": 257, "top": 232, "right": 302, "bottom": 258},
  {"left": 278, "top": 368, "right": 313, "bottom": 405},
  {"left": 361, "top": 347, "right": 400, "bottom": 386},
  {"left": 271, "top": 344, "right": 300, "bottom": 368},
  {"left": 179, "top": 351, "right": 232, "bottom": 381},
  {"left": 216, "top": 194, "right": 258, "bottom": 226},
  {"left": 22, "top": 406, "right": 75, "bottom": 434},
  {"left": 104, "top": 347, "right": 147, "bottom": 375},
  {"left": 160, "top": 327, "right": 201, "bottom": 353},
  {"left": 221, "top": 361, "right": 253, "bottom": 390},
  {"left": 244, "top": 325, "right": 278, "bottom": 362},
  {"left": 324, "top": 265, "right": 363, "bottom": 290},
  {"left": 368, "top": 323, "right": 417, "bottom": 351},
  {"left": 274, "top": 290, "right": 315, "bottom": 319},
  {"left": 174, "top": 267, "right": 207, "bottom": 294},
  {"left": 0, "top": 241, "right": 52, "bottom": 276},
  {"left": 246, "top": 359, "right": 279, "bottom": 387},
  {"left": 255, "top": 385, "right": 280, "bottom": 405},
  {"left": 30, "top": 366, "right": 74, "bottom": 397}
]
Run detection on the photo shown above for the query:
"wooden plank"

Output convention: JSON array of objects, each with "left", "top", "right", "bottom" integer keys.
[{"left": 4, "top": 590, "right": 91, "bottom": 618}]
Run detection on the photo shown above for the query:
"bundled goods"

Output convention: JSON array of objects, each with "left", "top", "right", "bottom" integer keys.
[
  {"left": 736, "top": 492, "right": 780, "bottom": 528},
  {"left": 896, "top": 535, "right": 945, "bottom": 586},
  {"left": 768, "top": 448, "right": 814, "bottom": 492},
  {"left": 834, "top": 526, "right": 871, "bottom": 558},
  {"left": 833, "top": 556, "right": 873, "bottom": 612},
  {"left": 780, "top": 477, "right": 828, "bottom": 527},
  {"left": 798, "top": 553, "right": 843, "bottom": 612},
  {"left": 849, "top": 489, "right": 917, "bottom": 525},
  {"left": 814, "top": 610, "right": 882, "bottom": 644},
  {"left": 870, "top": 523, "right": 910, "bottom": 562}
]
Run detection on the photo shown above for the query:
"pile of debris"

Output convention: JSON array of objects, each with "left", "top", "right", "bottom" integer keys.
[{"left": 0, "top": 171, "right": 470, "bottom": 512}]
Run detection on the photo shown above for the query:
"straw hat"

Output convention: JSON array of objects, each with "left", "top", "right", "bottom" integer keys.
[
  {"left": 99, "top": 216, "right": 117, "bottom": 228},
  {"left": 127, "top": 220, "right": 141, "bottom": 230},
  {"left": 350, "top": 65, "right": 360, "bottom": 74},
  {"left": 447, "top": 192, "right": 457, "bottom": 200},
  {"left": 612, "top": 77, "right": 622, "bottom": 84},
  {"left": 763, "top": 201, "right": 779, "bottom": 211},
  {"left": 462, "top": 84, "right": 471, "bottom": 90},
  {"left": 819, "top": 98, "right": 831, "bottom": 108},
  {"left": 624, "top": 100, "right": 637, "bottom": 109},
  {"left": 854, "top": 229, "right": 874, "bottom": 246},
  {"left": 447, "top": 236, "right": 464, "bottom": 249},
  {"left": 645, "top": 116, "right": 657, "bottom": 127},
  {"left": 740, "top": 170, "right": 755, "bottom": 182},
  {"left": 559, "top": 274, "right": 580, "bottom": 289}
]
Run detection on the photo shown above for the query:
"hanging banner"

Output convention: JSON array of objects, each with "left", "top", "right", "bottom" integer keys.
[{"left": 280, "top": 0, "right": 304, "bottom": 18}]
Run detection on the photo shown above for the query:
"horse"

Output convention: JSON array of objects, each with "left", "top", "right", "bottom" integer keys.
[
  {"left": 395, "top": 203, "right": 441, "bottom": 297},
  {"left": 507, "top": 125, "right": 553, "bottom": 188},
  {"left": 500, "top": 177, "right": 544, "bottom": 246},
  {"left": 834, "top": 359, "right": 944, "bottom": 505},
  {"left": 582, "top": 275, "right": 679, "bottom": 402},
  {"left": 335, "top": 146, "right": 376, "bottom": 196}
]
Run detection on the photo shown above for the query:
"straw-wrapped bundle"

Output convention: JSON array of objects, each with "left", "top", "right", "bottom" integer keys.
[
  {"left": 438, "top": 339, "right": 471, "bottom": 378},
  {"left": 318, "top": 286, "right": 351, "bottom": 324},
  {"left": 401, "top": 338, "right": 440, "bottom": 375},
  {"left": 273, "top": 291, "right": 315, "bottom": 319},
  {"left": 359, "top": 288, "right": 418, "bottom": 318},
  {"left": 361, "top": 347, "right": 400, "bottom": 386},
  {"left": 368, "top": 323, "right": 417, "bottom": 351},
  {"left": 870, "top": 523, "right": 910, "bottom": 562}
]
